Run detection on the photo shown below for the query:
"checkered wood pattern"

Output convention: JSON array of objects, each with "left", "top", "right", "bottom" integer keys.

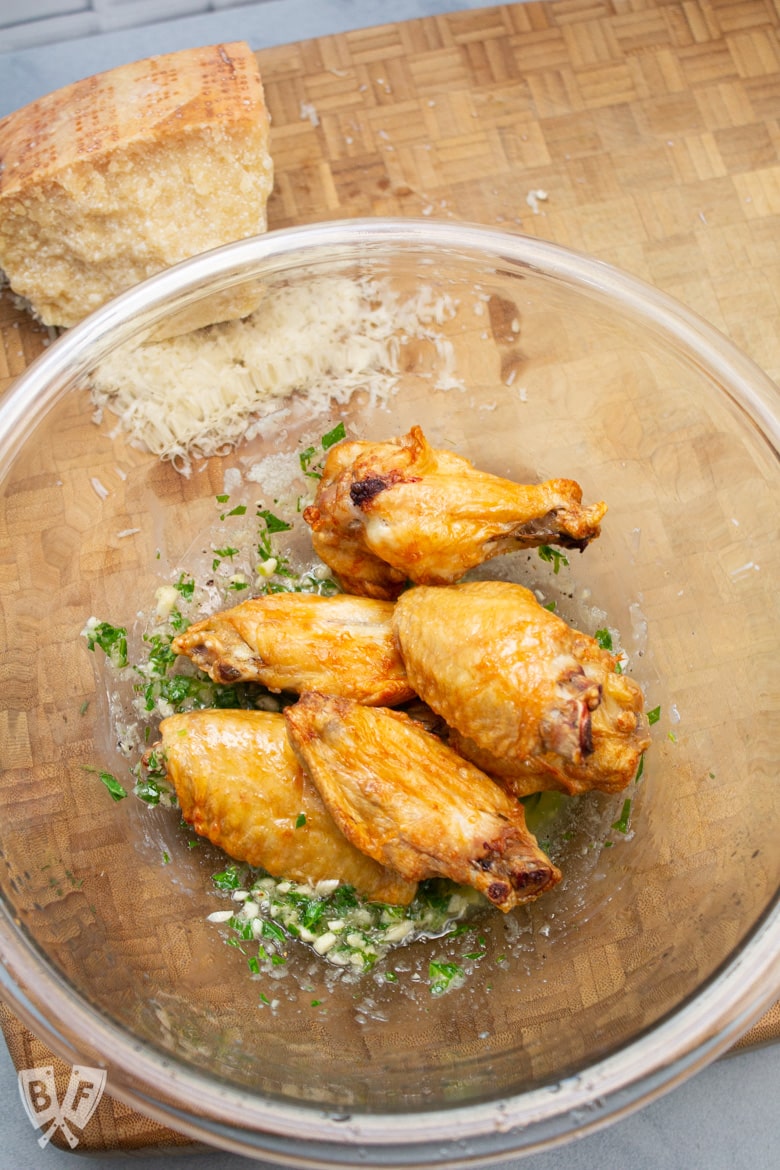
[
  {"left": 0, "top": 0, "right": 778, "bottom": 1152},
  {"left": 256, "top": 0, "right": 780, "bottom": 386}
]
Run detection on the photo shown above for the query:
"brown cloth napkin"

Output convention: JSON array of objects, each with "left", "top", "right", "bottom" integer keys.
[{"left": 0, "top": 1001, "right": 201, "bottom": 1154}]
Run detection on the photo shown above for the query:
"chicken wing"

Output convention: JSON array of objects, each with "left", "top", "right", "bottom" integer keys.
[
  {"left": 171, "top": 592, "right": 414, "bottom": 706},
  {"left": 155, "top": 708, "right": 417, "bottom": 905},
  {"left": 283, "top": 693, "right": 561, "bottom": 911},
  {"left": 302, "top": 426, "right": 607, "bottom": 599},
  {"left": 393, "top": 581, "right": 650, "bottom": 797}
]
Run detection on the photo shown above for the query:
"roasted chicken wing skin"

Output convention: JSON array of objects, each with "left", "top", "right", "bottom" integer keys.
[
  {"left": 302, "top": 426, "right": 607, "bottom": 599},
  {"left": 171, "top": 592, "right": 414, "bottom": 706},
  {"left": 283, "top": 693, "right": 561, "bottom": 911},
  {"left": 393, "top": 581, "right": 650, "bottom": 797},
  {"left": 155, "top": 708, "right": 417, "bottom": 905}
]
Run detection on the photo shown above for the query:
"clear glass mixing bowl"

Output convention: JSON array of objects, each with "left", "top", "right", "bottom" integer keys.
[{"left": 0, "top": 220, "right": 777, "bottom": 1165}]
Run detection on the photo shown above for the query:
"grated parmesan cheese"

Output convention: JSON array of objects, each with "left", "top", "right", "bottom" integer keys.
[
  {"left": 90, "top": 276, "right": 462, "bottom": 473},
  {"left": 525, "top": 189, "right": 549, "bottom": 215}
]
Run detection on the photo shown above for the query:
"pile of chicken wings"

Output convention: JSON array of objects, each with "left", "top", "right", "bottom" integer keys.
[{"left": 152, "top": 427, "right": 650, "bottom": 913}]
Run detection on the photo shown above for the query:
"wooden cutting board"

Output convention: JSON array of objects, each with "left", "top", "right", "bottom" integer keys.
[{"left": 1, "top": 0, "right": 778, "bottom": 1153}]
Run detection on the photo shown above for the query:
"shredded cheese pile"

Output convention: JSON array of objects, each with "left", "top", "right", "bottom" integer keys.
[{"left": 90, "top": 276, "right": 461, "bottom": 472}]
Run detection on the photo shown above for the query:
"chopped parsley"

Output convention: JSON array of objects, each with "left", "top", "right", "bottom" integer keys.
[
  {"left": 143, "top": 631, "right": 178, "bottom": 675},
  {"left": 611, "top": 798, "right": 632, "bottom": 834},
  {"left": 229, "top": 915, "right": 256, "bottom": 941},
  {"left": 174, "top": 573, "right": 195, "bottom": 601},
  {"left": 295, "top": 813, "right": 307, "bottom": 828},
  {"left": 321, "top": 421, "right": 346, "bottom": 450},
  {"left": 212, "top": 545, "right": 239, "bottom": 571},
  {"left": 261, "top": 919, "right": 287, "bottom": 945},
  {"left": 212, "top": 865, "right": 243, "bottom": 891},
  {"left": 210, "top": 871, "right": 483, "bottom": 977},
  {"left": 85, "top": 767, "right": 127, "bottom": 802},
  {"left": 298, "top": 423, "right": 346, "bottom": 480},
  {"left": 84, "top": 621, "right": 128, "bottom": 668},
  {"left": 257, "top": 508, "right": 292, "bottom": 535},
  {"left": 169, "top": 608, "right": 188, "bottom": 633},
  {"left": 594, "top": 627, "right": 613, "bottom": 651},
  {"left": 134, "top": 748, "right": 173, "bottom": 807},
  {"left": 463, "top": 946, "right": 487, "bottom": 961},
  {"left": 429, "top": 960, "right": 465, "bottom": 996},
  {"left": 537, "top": 545, "right": 569, "bottom": 574},
  {"left": 135, "top": 773, "right": 169, "bottom": 806},
  {"left": 133, "top": 625, "right": 262, "bottom": 715},
  {"left": 256, "top": 508, "right": 293, "bottom": 569},
  {"left": 220, "top": 504, "right": 247, "bottom": 521},
  {"left": 299, "top": 446, "right": 319, "bottom": 478}
]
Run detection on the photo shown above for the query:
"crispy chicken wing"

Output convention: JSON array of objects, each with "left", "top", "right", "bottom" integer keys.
[
  {"left": 171, "top": 592, "right": 414, "bottom": 705},
  {"left": 393, "top": 581, "right": 650, "bottom": 797},
  {"left": 302, "top": 426, "right": 607, "bottom": 599},
  {"left": 283, "top": 693, "right": 561, "bottom": 911},
  {"left": 156, "top": 708, "right": 417, "bottom": 905}
]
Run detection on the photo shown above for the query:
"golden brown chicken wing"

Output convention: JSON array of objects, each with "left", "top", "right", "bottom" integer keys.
[
  {"left": 302, "top": 426, "right": 607, "bottom": 599},
  {"left": 283, "top": 693, "right": 561, "bottom": 911},
  {"left": 393, "top": 581, "right": 650, "bottom": 797},
  {"left": 156, "top": 708, "right": 417, "bottom": 905},
  {"left": 171, "top": 592, "right": 414, "bottom": 705}
]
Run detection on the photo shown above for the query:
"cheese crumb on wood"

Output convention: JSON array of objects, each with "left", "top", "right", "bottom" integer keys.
[{"left": 0, "top": 42, "right": 274, "bottom": 328}]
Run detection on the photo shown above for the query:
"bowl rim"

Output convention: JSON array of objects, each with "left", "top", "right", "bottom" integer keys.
[
  {"left": 0, "top": 217, "right": 778, "bottom": 1164},
  {"left": 1, "top": 217, "right": 778, "bottom": 468},
  {"left": 0, "top": 904, "right": 777, "bottom": 1163}
]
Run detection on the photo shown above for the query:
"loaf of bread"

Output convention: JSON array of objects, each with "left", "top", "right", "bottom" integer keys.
[{"left": 0, "top": 42, "right": 274, "bottom": 328}]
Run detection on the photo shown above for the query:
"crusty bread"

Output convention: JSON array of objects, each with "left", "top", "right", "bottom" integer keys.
[{"left": 0, "top": 42, "right": 274, "bottom": 328}]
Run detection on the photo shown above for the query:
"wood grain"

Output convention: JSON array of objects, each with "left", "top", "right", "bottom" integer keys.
[
  {"left": 0, "top": 0, "right": 777, "bottom": 1151},
  {"left": 254, "top": 0, "right": 779, "bottom": 388}
]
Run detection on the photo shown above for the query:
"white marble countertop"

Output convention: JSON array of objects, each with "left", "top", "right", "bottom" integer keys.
[{"left": 0, "top": 2, "right": 778, "bottom": 1167}]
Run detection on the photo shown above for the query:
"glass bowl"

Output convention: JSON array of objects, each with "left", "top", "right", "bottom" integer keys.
[{"left": 0, "top": 219, "right": 777, "bottom": 1165}]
